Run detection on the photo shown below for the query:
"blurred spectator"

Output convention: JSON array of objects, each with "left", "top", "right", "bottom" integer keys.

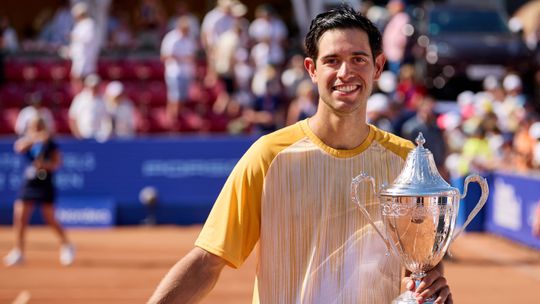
[
  {"left": 68, "top": 74, "right": 111, "bottom": 141},
  {"left": 14, "top": 93, "right": 56, "bottom": 136},
  {"left": 200, "top": 0, "right": 238, "bottom": 85},
  {"left": 492, "top": 73, "right": 527, "bottom": 133},
  {"left": 281, "top": 54, "right": 310, "bottom": 101},
  {"left": 104, "top": 81, "right": 136, "bottom": 138},
  {"left": 249, "top": 4, "right": 288, "bottom": 47},
  {"left": 38, "top": 0, "right": 73, "bottom": 49},
  {"left": 382, "top": 0, "right": 410, "bottom": 75},
  {"left": 160, "top": 16, "right": 198, "bottom": 130},
  {"left": 200, "top": 0, "right": 235, "bottom": 53},
  {"left": 0, "top": 15, "right": 19, "bottom": 53},
  {"left": 457, "top": 124, "right": 495, "bottom": 176},
  {"left": 245, "top": 65, "right": 283, "bottom": 134},
  {"left": 366, "top": 3, "right": 389, "bottom": 31},
  {"left": 134, "top": 0, "right": 167, "bottom": 50},
  {"left": 66, "top": 2, "right": 100, "bottom": 91},
  {"left": 482, "top": 75, "right": 505, "bottom": 103},
  {"left": 395, "top": 64, "right": 426, "bottom": 110},
  {"left": 513, "top": 114, "right": 538, "bottom": 171},
  {"left": 402, "top": 96, "right": 448, "bottom": 179},
  {"left": 286, "top": 79, "right": 317, "bottom": 126},
  {"left": 366, "top": 93, "right": 394, "bottom": 133},
  {"left": 503, "top": 73, "right": 527, "bottom": 107},
  {"left": 212, "top": 17, "right": 249, "bottom": 118},
  {"left": 529, "top": 121, "right": 540, "bottom": 170},
  {"left": 167, "top": 1, "right": 200, "bottom": 39},
  {"left": 107, "top": 12, "right": 135, "bottom": 51},
  {"left": 250, "top": 34, "right": 285, "bottom": 71}
]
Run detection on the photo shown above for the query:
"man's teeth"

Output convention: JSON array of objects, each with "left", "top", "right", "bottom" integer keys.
[{"left": 334, "top": 85, "right": 358, "bottom": 92}]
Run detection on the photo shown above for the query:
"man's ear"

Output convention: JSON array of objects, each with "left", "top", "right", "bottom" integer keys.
[
  {"left": 304, "top": 57, "right": 317, "bottom": 83},
  {"left": 374, "top": 53, "right": 386, "bottom": 80}
]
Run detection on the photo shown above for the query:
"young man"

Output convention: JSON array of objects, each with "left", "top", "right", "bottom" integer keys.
[{"left": 148, "top": 6, "right": 453, "bottom": 304}]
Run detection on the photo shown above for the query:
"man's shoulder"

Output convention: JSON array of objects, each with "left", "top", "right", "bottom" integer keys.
[
  {"left": 248, "top": 122, "right": 306, "bottom": 159},
  {"left": 370, "top": 125, "right": 414, "bottom": 160}
]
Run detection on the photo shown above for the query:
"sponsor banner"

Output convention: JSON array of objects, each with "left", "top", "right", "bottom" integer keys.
[
  {"left": 485, "top": 172, "right": 540, "bottom": 249},
  {"left": 56, "top": 196, "right": 116, "bottom": 227},
  {"left": 0, "top": 136, "right": 256, "bottom": 225}
]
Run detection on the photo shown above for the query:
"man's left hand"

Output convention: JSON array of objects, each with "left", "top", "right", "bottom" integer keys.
[{"left": 403, "top": 262, "right": 453, "bottom": 304}]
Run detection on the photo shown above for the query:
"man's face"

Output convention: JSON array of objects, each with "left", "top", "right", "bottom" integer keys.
[{"left": 304, "top": 28, "right": 385, "bottom": 117}]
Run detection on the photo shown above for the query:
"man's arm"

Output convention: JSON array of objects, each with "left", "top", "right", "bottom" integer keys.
[{"left": 147, "top": 247, "right": 227, "bottom": 304}]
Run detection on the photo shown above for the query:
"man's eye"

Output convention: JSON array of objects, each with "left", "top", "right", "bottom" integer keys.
[
  {"left": 354, "top": 57, "right": 367, "bottom": 63},
  {"left": 324, "top": 58, "right": 338, "bottom": 65}
]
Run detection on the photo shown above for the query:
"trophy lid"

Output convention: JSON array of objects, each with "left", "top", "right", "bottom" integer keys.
[{"left": 380, "top": 133, "right": 459, "bottom": 197}]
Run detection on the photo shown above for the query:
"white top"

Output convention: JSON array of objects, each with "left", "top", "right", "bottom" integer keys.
[
  {"left": 68, "top": 89, "right": 111, "bottom": 140},
  {"left": 248, "top": 17, "right": 287, "bottom": 44},
  {"left": 201, "top": 8, "right": 224, "bottom": 48},
  {"left": 213, "top": 30, "right": 241, "bottom": 76},
  {"left": 14, "top": 106, "right": 56, "bottom": 135},
  {"left": 70, "top": 17, "right": 100, "bottom": 60},
  {"left": 160, "top": 30, "right": 197, "bottom": 78}
]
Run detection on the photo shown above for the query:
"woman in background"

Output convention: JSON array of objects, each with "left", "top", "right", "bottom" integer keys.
[{"left": 3, "top": 116, "right": 75, "bottom": 266}]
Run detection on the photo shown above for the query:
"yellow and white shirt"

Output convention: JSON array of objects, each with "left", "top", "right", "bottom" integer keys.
[{"left": 196, "top": 119, "right": 414, "bottom": 303}]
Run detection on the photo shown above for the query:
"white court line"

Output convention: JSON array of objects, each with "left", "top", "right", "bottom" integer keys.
[{"left": 11, "top": 290, "right": 31, "bottom": 304}]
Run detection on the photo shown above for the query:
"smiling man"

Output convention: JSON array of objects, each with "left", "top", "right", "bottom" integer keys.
[{"left": 148, "top": 5, "right": 452, "bottom": 304}]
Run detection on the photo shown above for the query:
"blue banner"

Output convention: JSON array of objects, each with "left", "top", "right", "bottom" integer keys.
[
  {"left": 485, "top": 172, "right": 540, "bottom": 249},
  {"left": 0, "top": 135, "right": 256, "bottom": 225}
]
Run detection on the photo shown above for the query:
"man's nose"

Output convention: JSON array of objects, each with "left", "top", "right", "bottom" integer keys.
[{"left": 337, "top": 62, "right": 353, "bottom": 79}]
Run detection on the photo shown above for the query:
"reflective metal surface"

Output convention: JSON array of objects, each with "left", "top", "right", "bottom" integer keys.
[{"left": 351, "top": 133, "right": 489, "bottom": 304}]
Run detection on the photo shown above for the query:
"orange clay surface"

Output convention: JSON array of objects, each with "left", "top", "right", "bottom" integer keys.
[{"left": 1, "top": 226, "right": 539, "bottom": 303}]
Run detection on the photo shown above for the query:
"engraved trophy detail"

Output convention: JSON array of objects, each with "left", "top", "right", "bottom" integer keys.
[{"left": 351, "top": 133, "right": 489, "bottom": 304}]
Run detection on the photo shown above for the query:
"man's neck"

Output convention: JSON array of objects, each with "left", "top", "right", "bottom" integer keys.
[{"left": 308, "top": 112, "right": 370, "bottom": 150}]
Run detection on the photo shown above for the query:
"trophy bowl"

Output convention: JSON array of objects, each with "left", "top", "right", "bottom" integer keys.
[{"left": 352, "top": 133, "right": 488, "bottom": 304}]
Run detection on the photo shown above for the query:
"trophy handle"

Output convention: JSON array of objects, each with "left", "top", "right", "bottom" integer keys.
[
  {"left": 351, "top": 173, "right": 392, "bottom": 252},
  {"left": 451, "top": 174, "right": 489, "bottom": 243}
]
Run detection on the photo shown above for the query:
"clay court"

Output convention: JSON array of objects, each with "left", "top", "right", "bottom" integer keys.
[{"left": 1, "top": 226, "right": 539, "bottom": 304}]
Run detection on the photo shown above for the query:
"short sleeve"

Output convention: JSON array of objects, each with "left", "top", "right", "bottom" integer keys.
[{"left": 195, "top": 138, "right": 270, "bottom": 268}]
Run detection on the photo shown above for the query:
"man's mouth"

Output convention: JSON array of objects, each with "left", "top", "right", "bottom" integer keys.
[{"left": 332, "top": 84, "right": 360, "bottom": 93}]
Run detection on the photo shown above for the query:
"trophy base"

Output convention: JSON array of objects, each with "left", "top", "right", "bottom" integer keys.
[{"left": 392, "top": 291, "right": 435, "bottom": 304}]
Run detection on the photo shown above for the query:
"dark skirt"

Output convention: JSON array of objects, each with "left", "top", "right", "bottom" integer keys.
[{"left": 18, "top": 173, "right": 56, "bottom": 204}]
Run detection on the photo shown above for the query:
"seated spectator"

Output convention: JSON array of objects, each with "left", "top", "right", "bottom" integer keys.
[
  {"left": 513, "top": 114, "right": 538, "bottom": 171},
  {"left": 281, "top": 54, "right": 310, "bottom": 101},
  {"left": 68, "top": 74, "right": 111, "bottom": 141},
  {"left": 0, "top": 15, "right": 19, "bottom": 53},
  {"left": 395, "top": 64, "right": 426, "bottom": 110},
  {"left": 530, "top": 121, "right": 540, "bottom": 170},
  {"left": 402, "top": 96, "right": 448, "bottom": 179},
  {"left": 457, "top": 124, "right": 495, "bottom": 176},
  {"left": 244, "top": 65, "right": 284, "bottom": 134},
  {"left": 37, "top": 0, "right": 73, "bottom": 49},
  {"left": 366, "top": 93, "right": 394, "bottom": 133},
  {"left": 286, "top": 79, "right": 317, "bottom": 126},
  {"left": 107, "top": 12, "right": 135, "bottom": 51},
  {"left": 104, "top": 81, "right": 136, "bottom": 138},
  {"left": 134, "top": 0, "right": 167, "bottom": 50},
  {"left": 15, "top": 93, "right": 56, "bottom": 136}
]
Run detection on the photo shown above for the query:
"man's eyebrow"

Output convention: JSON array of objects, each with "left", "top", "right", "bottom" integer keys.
[
  {"left": 352, "top": 51, "right": 370, "bottom": 56},
  {"left": 320, "top": 51, "right": 371, "bottom": 60}
]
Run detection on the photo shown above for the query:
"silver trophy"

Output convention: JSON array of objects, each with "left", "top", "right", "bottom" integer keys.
[{"left": 351, "top": 133, "right": 488, "bottom": 304}]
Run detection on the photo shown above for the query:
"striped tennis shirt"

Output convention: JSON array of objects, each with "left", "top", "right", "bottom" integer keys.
[{"left": 196, "top": 119, "right": 414, "bottom": 303}]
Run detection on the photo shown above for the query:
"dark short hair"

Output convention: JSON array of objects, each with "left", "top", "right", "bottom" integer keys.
[{"left": 304, "top": 5, "right": 382, "bottom": 61}]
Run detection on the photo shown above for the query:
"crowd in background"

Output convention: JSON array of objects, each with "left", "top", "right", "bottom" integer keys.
[{"left": 1, "top": 0, "right": 540, "bottom": 178}]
